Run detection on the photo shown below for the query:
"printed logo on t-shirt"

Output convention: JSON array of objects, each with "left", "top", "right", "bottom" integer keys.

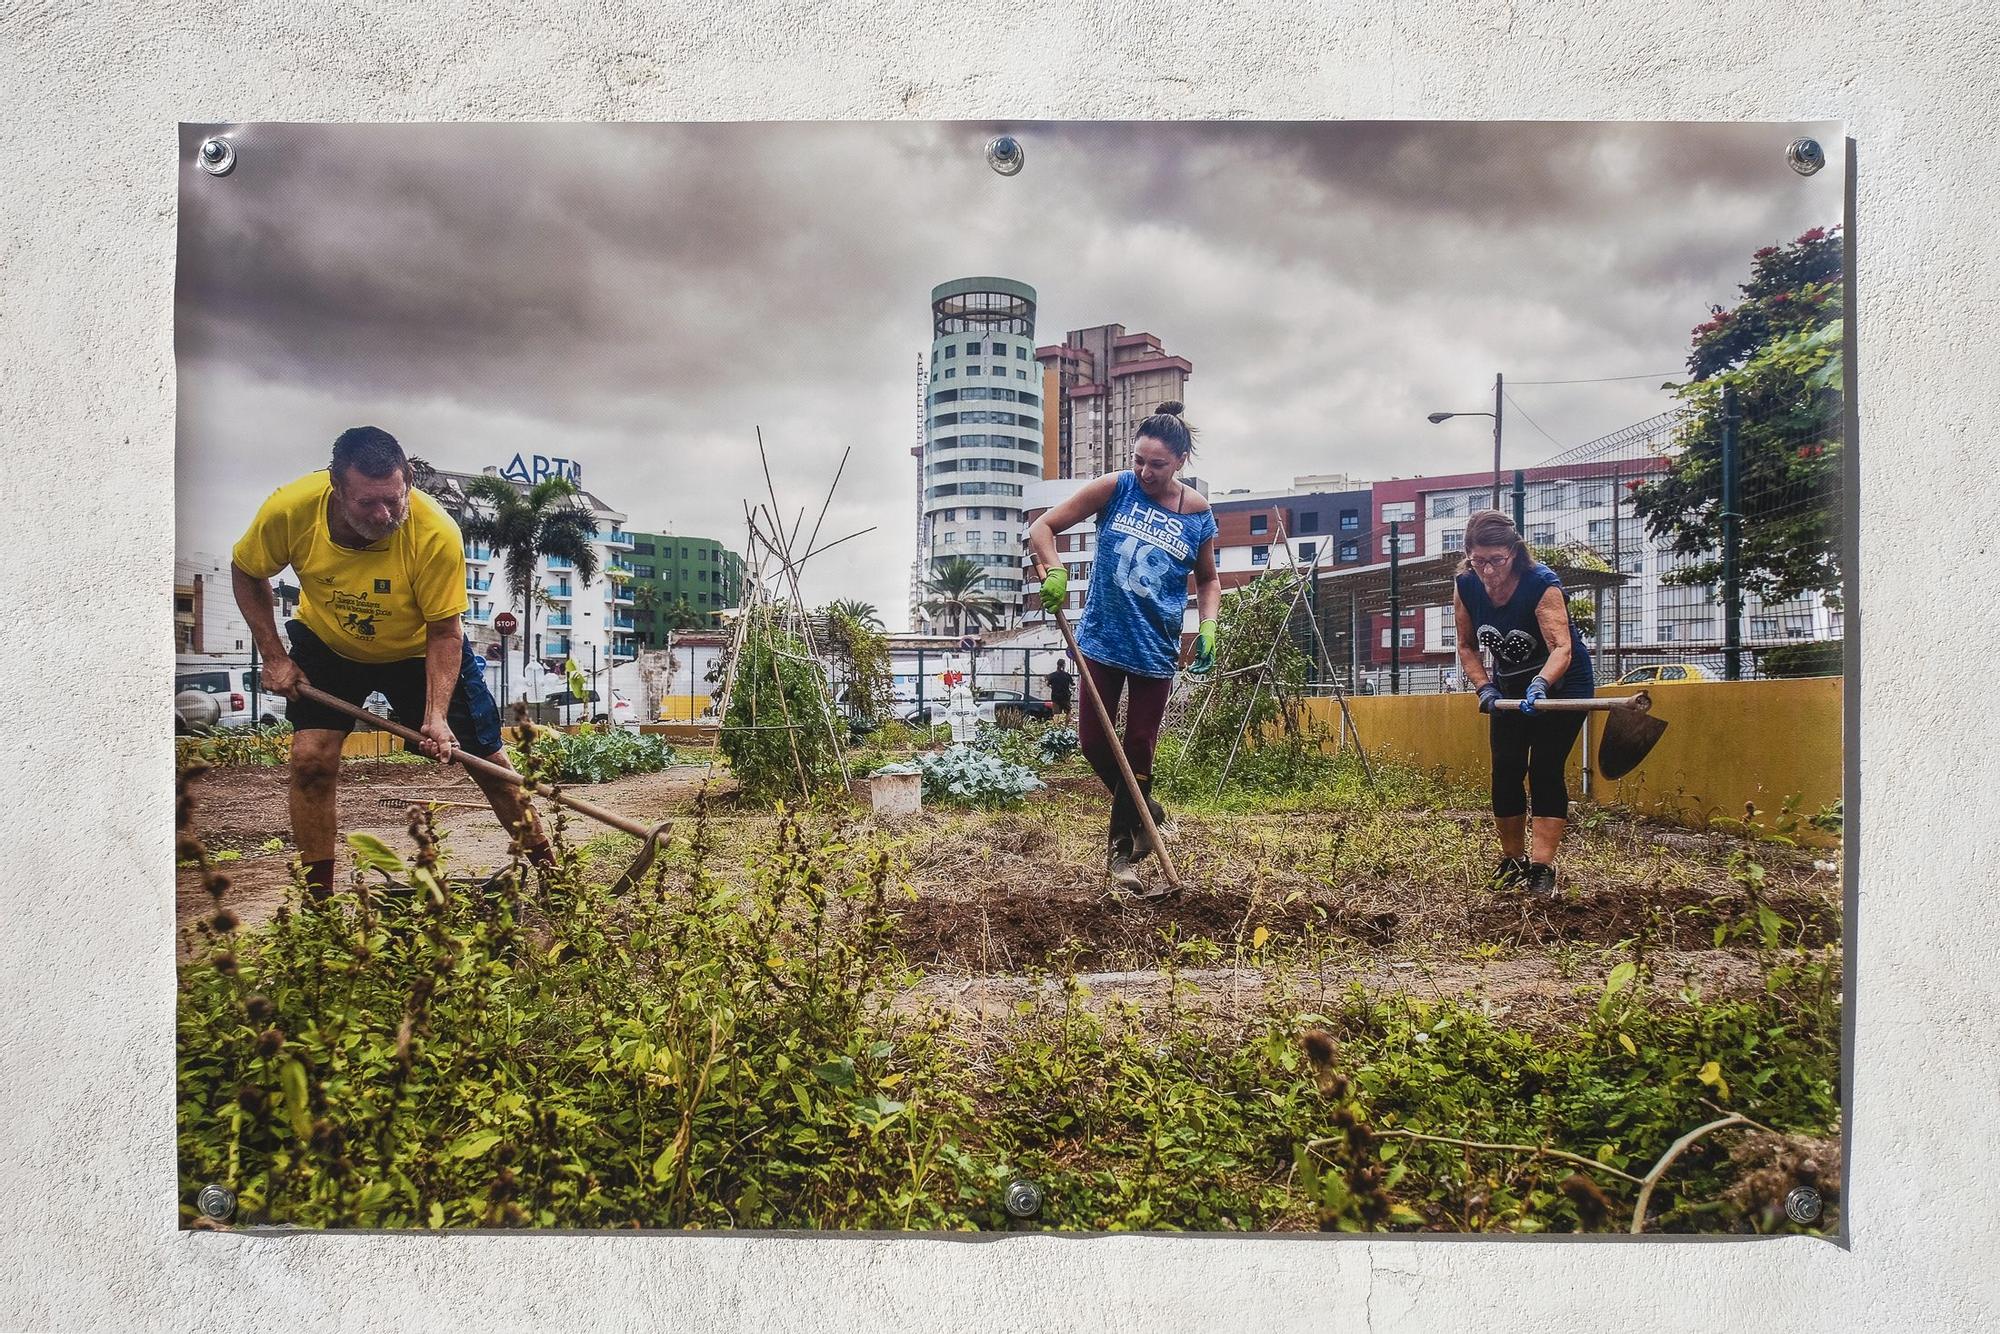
[
  {"left": 1478, "top": 625, "right": 1539, "bottom": 666},
  {"left": 374, "top": 578, "right": 392, "bottom": 593},
  {"left": 1106, "top": 502, "right": 1194, "bottom": 563}
]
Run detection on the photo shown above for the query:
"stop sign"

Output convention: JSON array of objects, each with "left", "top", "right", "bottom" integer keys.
[{"left": 494, "top": 611, "right": 518, "bottom": 635}]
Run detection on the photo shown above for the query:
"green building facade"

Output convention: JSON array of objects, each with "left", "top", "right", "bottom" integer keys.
[{"left": 626, "top": 532, "right": 745, "bottom": 645}]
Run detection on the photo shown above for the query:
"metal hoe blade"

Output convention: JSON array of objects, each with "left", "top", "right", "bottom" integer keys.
[{"left": 1596, "top": 692, "right": 1668, "bottom": 780}]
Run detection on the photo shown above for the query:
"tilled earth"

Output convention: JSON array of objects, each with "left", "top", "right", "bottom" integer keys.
[{"left": 176, "top": 756, "right": 1840, "bottom": 1031}]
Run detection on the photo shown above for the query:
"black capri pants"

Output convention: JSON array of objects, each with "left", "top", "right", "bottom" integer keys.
[{"left": 1488, "top": 683, "right": 1589, "bottom": 820}]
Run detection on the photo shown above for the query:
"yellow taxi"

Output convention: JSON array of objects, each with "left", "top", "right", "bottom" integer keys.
[{"left": 1613, "top": 663, "right": 1714, "bottom": 685}]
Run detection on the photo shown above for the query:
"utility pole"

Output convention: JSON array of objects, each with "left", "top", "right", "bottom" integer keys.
[
  {"left": 1492, "top": 372, "right": 1504, "bottom": 511},
  {"left": 1512, "top": 470, "right": 1527, "bottom": 536},
  {"left": 1721, "top": 384, "right": 1744, "bottom": 680},
  {"left": 1389, "top": 520, "right": 1402, "bottom": 695}
]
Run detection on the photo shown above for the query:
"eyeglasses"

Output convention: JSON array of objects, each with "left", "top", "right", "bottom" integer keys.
[{"left": 1467, "top": 555, "right": 1512, "bottom": 571}]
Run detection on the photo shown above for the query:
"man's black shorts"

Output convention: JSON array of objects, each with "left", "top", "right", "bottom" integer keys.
[{"left": 284, "top": 619, "right": 504, "bottom": 757}]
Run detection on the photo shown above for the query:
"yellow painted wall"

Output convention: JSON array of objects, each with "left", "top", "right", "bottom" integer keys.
[
  {"left": 1304, "top": 678, "right": 1843, "bottom": 840},
  {"left": 656, "top": 694, "right": 716, "bottom": 722},
  {"left": 340, "top": 730, "right": 404, "bottom": 758}
]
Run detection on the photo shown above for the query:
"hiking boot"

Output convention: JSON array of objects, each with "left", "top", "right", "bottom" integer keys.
[
  {"left": 1524, "top": 861, "right": 1559, "bottom": 898},
  {"left": 1106, "top": 840, "right": 1146, "bottom": 894},
  {"left": 1488, "top": 856, "right": 1529, "bottom": 891}
]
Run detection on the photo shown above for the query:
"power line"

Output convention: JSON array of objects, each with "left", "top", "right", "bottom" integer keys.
[
  {"left": 1509, "top": 371, "right": 1682, "bottom": 386},
  {"left": 1503, "top": 390, "right": 1566, "bottom": 453}
]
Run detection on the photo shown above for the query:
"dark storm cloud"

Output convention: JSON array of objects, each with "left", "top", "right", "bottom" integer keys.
[{"left": 178, "top": 119, "right": 1842, "bottom": 624}]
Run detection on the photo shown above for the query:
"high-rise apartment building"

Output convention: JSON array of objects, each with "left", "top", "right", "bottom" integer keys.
[
  {"left": 914, "top": 277, "right": 1045, "bottom": 631},
  {"left": 1035, "top": 324, "right": 1194, "bottom": 480}
]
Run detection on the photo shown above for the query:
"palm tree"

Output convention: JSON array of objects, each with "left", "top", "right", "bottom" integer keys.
[
  {"left": 825, "top": 598, "right": 884, "bottom": 631},
  {"left": 459, "top": 474, "right": 601, "bottom": 674},
  {"left": 921, "top": 556, "right": 1005, "bottom": 638},
  {"left": 630, "top": 584, "right": 660, "bottom": 647}
]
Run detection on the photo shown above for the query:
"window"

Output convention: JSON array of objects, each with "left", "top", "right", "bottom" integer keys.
[
  {"left": 942, "top": 532, "right": 957, "bottom": 546},
  {"left": 634, "top": 542, "right": 654, "bottom": 555},
  {"left": 1379, "top": 628, "right": 1417, "bottom": 649},
  {"left": 993, "top": 531, "right": 1008, "bottom": 547},
  {"left": 944, "top": 368, "right": 956, "bottom": 378},
  {"left": 1339, "top": 540, "right": 1358, "bottom": 561},
  {"left": 944, "top": 345, "right": 956, "bottom": 359},
  {"left": 1299, "top": 510, "right": 1319, "bottom": 533},
  {"left": 1588, "top": 518, "right": 1616, "bottom": 547},
  {"left": 1619, "top": 550, "right": 1644, "bottom": 575},
  {"left": 1381, "top": 501, "right": 1415, "bottom": 524},
  {"left": 1299, "top": 542, "right": 1316, "bottom": 561},
  {"left": 1441, "top": 529, "right": 1465, "bottom": 552},
  {"left": 1381, "top": 532, "right": 1417, "bottom": 555},
  {"left": 1249, "top": 515, "right": 1269, "bottom": 535},
  {"left": 1576, "top": 482, "right": 1609, "bottom": 507},
  {"left": 634, "top": 564, "right": 655, "bottom": 579},
  {"left": 1430, "top": 494, "right": 1460, "bottom": 518},
  {"left": 1251, "top": 545, "right": 1269, "bottom": 565},
  {"left": 1529, "top": 525, "right": 1555, "bottom": 546},
  {"left": 1340, "top": 509, "right": 1359, "bottom": 531},
  {"left": 967, "top": 365, "right": 982, "bottom": 376},
  {"left": 1016, "top": 369, "right": 1028, "bottom": 380},
  {"left": 1439, "top": 623, "right": 1457, "bottom": 648},
  {"left": 941, "top": 508, "right": 957, "bottom": 521}
]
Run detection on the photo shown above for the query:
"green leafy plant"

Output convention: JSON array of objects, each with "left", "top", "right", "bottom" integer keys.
[
  {"left": 916, "top": 745, "right": 1045, "bottom": 806},
  {"left": 713, "top": 604, "right": 845, "bottom": 803}
]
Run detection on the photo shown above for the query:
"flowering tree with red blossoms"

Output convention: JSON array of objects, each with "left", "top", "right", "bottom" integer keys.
[{"left": 1632, "top": 226, "right": 1845, "bottom": 608}]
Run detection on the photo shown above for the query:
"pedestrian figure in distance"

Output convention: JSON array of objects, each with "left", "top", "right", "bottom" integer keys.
[
  {"left": 1025, "top": 403, "right": 1220, "bottom": 898},
  {"left": 230, "top": 427, "right": 557, "bottom": 900},
  {"left": 1046, "top": 660, "right": 1074, "bottom": 721}
]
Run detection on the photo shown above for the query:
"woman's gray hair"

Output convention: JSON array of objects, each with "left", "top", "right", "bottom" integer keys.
[{"left": 1460, "top": 509, "right": 1535, "bottom": 577}]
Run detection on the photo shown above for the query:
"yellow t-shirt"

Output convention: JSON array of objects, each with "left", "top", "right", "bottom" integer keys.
[{"left": 232, "top": 471, "right": 469, "bottom": 664}]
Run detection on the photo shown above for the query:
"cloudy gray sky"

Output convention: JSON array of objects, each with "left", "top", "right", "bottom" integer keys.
[{"left": 177, "top": 120, "right": 1842, "bottom": 628}]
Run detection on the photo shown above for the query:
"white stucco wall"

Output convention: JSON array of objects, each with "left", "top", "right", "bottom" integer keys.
[{"left": 3, "top": 3, "right": 1995, "bottom": 1330}]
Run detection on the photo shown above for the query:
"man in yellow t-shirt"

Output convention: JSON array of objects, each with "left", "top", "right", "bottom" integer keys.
[{"left": 231, "top": 426, "right": 552, "bottom": 899}]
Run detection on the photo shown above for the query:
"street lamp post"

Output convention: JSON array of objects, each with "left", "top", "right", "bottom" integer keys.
[{"left": 1426, "top": 373, "right": 1504, "bottom": 510}]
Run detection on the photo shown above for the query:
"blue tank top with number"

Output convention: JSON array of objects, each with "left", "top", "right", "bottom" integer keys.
[
  {"left": 1075, "top": 471, "right": 1217, "bottom": 678},
  {"left": 1455, "top": 562, "right": 1595, "bottom": 697}
]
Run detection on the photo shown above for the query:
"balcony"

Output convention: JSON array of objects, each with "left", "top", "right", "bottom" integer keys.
[
  {"left": 466, "top": 607, "right": 493, "bottom": 624},
  {"left": 612, "top": 614, "right": 636, "bottom": 630},
  {"left": 546, "top": 614, "right": 573, "bottom": 629},
  {"left": 611, "top": 586, "right": 635, "bottom": 605},
  {"left": 466, "top": 575, "right": 493, "bottom": 592},
  {"left": 464, "top": 544, "right": 493, "bottom": 563},
  {"left": 603, "top": 528, "right": 635, "bottom": 548},
  {"left": 547, "top": 556, "right": 574, "bottom": 570},
  {"left": 546, "top": 584, "right": 573, "bottom": 601},
  {"left": 609, "top": 559, "right": 635, "bottom": 576}
]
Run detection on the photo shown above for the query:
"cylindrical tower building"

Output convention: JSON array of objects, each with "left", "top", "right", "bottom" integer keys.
[{"left": 918, "top": 277, "right": 1044, "bottom": 630}]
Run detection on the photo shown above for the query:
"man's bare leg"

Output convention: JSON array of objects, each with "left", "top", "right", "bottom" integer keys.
[
  {"left": 465, "top": 750, "right": 555, "bottom": 871},
  {"left": 289, "top": 729, "right": 348, "bottom": 898}
]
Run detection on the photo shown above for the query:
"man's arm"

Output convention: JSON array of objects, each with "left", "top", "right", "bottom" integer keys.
[
  {"left": 419, "top": 616, "right": 464, "bottom": 759},
  {"left": 232, "top": 563, "right": 303, "bottom": 697}
]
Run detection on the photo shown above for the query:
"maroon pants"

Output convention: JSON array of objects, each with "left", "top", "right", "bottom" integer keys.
[{"left": 1076, "top": 656, "right": 1173, "bottom": 801}]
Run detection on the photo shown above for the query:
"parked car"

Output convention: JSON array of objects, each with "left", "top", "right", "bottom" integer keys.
[
  {"left": 521, "top": 689, "right": 635, "bottom": 726},
  {"left": 1614, "top": 664, "right": 1713, "bottom": 686},
  {"left": 975, "top": 688, "right": 1056, "bottom": 722},
  {"left": 175, "top": 663, "right": 287, "bottom": 733}
]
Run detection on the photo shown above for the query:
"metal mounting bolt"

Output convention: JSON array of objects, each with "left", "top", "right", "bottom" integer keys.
[
  {"left": 1784, "top": 1185, "right": 1823, "bottom": 1224},
  {"left": 197, "top": 137, "right": 236, "bottom": 176},
  {"left": 986, "top": 135, "right": 1025, "bottom": 177},
  {"left": 1003, "top": 1177, "right": 1042, "bottom": 1218},
  {"left": 1785, "top": 138, "right": 1824, "bottom": 177},
  {"left": 196, "top": 1183, "right": 237, "bottom": 1221}
]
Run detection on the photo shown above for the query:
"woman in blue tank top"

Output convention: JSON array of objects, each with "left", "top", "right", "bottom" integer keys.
[
  {"left": 1025, "top": 403, "right": 1220, "bottom": 898},
  {"left": 1451, "top": 509, "right": 1596, "bottom": 898}
]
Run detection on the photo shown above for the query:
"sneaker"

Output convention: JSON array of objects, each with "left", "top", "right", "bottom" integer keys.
[
  {"left": 1487, "top": 856, "right": 1529, "bottom": 891},
  {"left": 1524, "top": 862, "right": 1558, "bottom": 898}
]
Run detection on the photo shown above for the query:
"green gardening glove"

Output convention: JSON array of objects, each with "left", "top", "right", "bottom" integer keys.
[
  {"left": 1190, "top": 618, "right": 1218, "bottom": 675},
  {"left": 1038, "top": 566, "right": 1068, "bottom": 615}
]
